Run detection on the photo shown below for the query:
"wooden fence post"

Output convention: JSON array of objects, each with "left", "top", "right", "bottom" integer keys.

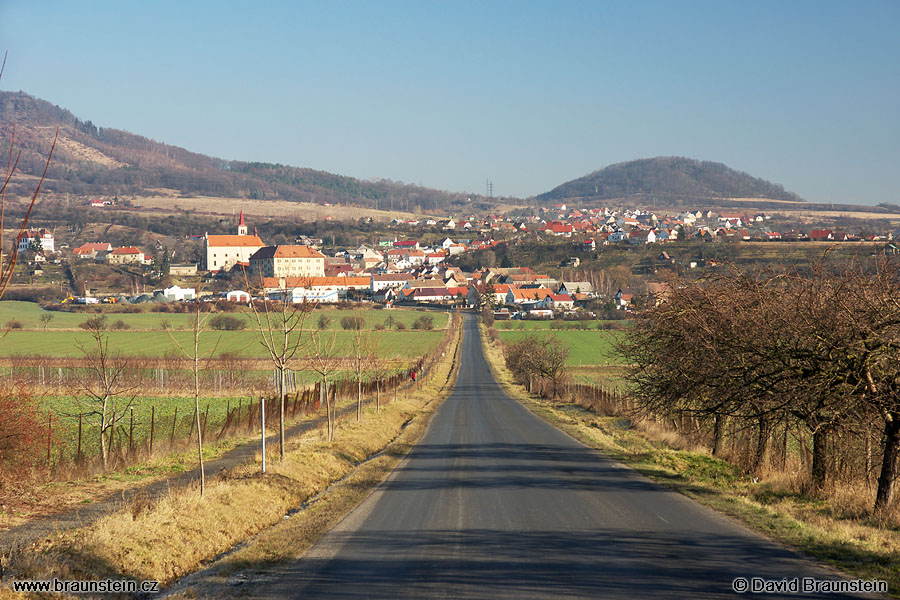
[
  {"left": 149, "top": 406, "right": 155, "bottom": 455},
  {"left": 188, "top": 404, "right": 197, "bottom": 440},
  {"left": 76, "top": 413, "right": 83, "bottom": 463},
  {"left": 170, "top": 406, "right": 178, "bottom": 448},
  {"left": 46, "top": 412, "right": 53, "bottom": 472},
  {"left": 128, "top": 407, "right": 134, "bottom": 457}
]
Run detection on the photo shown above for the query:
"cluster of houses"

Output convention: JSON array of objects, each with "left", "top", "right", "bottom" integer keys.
[
  {"left": 522, "top": 206, "right": 900, "bottom": 245},
  {"left": 199, "top": 214, "right": 591, "bottom": 314},
  {"left": 383, "top": 204, "right": 900, "bottom": 246},
  {"left": 252, "top": 265, "right": 595, "bottom": 317}
]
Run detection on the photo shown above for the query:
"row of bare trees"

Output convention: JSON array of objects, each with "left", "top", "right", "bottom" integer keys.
[
  {"left": 620, "top": 255, "right": 900, "bottom": 513},
  {"left": 249, "top": 299, "right": 401, "bottom": 460}
]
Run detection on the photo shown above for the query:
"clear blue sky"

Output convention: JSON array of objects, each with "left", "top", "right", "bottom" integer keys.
[{"left": 1, "top": 0, "right": 898, "bottom": 204}]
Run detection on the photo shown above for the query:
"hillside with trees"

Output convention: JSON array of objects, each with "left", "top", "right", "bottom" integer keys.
[
  {"left": 0, "top": 91, "right": 468, "bottom": 211},
  {"left": 539, "top": 157, "right": 805, "bottom": 206}
]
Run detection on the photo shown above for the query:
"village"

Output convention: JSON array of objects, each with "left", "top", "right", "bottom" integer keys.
[{"left": 11, "top": 200, "right": 900, "bottom": 318}]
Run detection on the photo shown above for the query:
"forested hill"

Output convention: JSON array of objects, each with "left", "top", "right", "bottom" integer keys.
[
  {"left": 539, "top": 157, "right": 805, "bottom": 205},
  {"left": 0, "top": 91, "right": 466, "bottom": 211}
]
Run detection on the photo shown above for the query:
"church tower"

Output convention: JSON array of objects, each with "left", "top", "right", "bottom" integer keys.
[{"left": 237, "top": 210, "right": 248, "bottom": 236}]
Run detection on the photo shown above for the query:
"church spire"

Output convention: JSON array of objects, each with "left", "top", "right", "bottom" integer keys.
[{"left": 237, "top": 210, "right": 248, "bottom": 236}]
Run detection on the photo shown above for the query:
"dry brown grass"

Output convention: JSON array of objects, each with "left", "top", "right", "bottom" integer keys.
[
  {"left": 129, "top": 195, "right": 418, "bottom": 221},
  {"left": 55, "top": 134, "right": 126, "bottom": 169},
  {"left": 770, "top": 210, "right": 900, "bottom": 222}
]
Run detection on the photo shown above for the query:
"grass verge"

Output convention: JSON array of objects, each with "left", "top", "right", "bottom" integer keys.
[
  {"left": 479, "top": 322, "right": 900, "bottom": 597},
  {"left": 0, "top": 321, "right": 462, "bottom": 598}
]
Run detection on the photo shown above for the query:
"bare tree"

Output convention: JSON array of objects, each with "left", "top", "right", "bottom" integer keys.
[
  {"left": 71, "top": 320, "right": 137, "bottom": 470},
  {"left": 366, "top": 333, "right": 392, "bottom": 412},
  {"left": 503, "top": 334, "right": 569, "bottom": 398},
  {"left": 164, "top": 302, "right": 219, "bottom": 496},
  {"left": 350, "top": 310, "right": 370, "bottom": 422},
  {"left": 619, "top": 257, "right": 900, "bottom": 506},
  {"left": 309, "top": 313, "right": 340, "bottom": 441},
  {"left": 248, "top": 286, "right": 311, "bottom": 461}
]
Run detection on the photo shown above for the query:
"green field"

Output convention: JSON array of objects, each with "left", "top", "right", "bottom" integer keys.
[
  {"left": 570, "top": 365, "right": 629, "bottom": 387},
  {"left": 497, "top": 329, "right": 624, "bottom": 366},
  {"left": 0, "top": 329, "right": 444, "bottom": 359},
  {"left": 0, "top": 301, "right": 448, "bottom": 359},
  {"left": 44, "top": 394, "right": 242, "bottom": 460},
  {"left": 0, "top": 301, "right": 448, "bottom": 332},
  {"left": 493, "top": 320, "right": 626, "bottom": 331}
]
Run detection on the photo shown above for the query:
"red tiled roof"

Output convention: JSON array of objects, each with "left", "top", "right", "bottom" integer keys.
[
  {"left": 111, "top": 246, "right": 142, "bottom": 255},
  {"left": 207, "top": 234, "right": 264, "bottom": 247}
]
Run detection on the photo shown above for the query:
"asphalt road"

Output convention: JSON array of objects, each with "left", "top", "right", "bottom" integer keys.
[{"left": 257, "top": 315, "right": 870, "bottom": 599}]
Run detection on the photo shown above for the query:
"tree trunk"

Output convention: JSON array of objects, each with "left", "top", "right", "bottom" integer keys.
[
  {"left": 279, "top": 366, "right": 286, "bottom": 461},
  {"left": 865, "top": 423, "right": 872, "bottom": 484},
  {"left": 376, "top": 379, "right": 380, "bottom": 411},
  {"left": 712, "top": 414, "right": 724, "bottom": 456},
  {"left": 357, "top": 374, "right": 362, "bottom": 422},
  {"left": 751, "top": 416, "right": 770, "bottom": 474},
  {"left": 195, "top": 355, "right": 205, "bottom": 496},
  {"left": 193, "top": 311, "right": 205, "bottom": 496},
  {"left": 810, "top": 426, "right": 828, "bottom": 494},
  {"left": 874, "top": 411, "right": 900, "bottom": 513}
]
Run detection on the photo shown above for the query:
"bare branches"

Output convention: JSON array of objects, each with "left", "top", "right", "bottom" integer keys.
[
  {"left": 246, "top": 271, "right": 313, "bottom": 459},
  {"left": 620, "top": 254, "right": 900, "bottom": 508},
  {"left": 70, "top": 321, "right": 139, "bottom": 470},
  {"left": 164, "top": 301, "right": 219, "bottom": 495},
  {"left": 309, "top": 315, "right": 339, "bottom": 441},
  {"left": 0, "top": 52, "right": 58, "bottom": 303}
]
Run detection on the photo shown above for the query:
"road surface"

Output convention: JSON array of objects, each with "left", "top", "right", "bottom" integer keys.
[{"left": 256, "top": 315, "right": 869, "bottom": 599}]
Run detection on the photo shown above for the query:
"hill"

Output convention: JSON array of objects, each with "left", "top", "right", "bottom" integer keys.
[
  {"left": 538, "top": 157, "right": 805, "bottom": 206},
  {"left": 0, "top": 91, "right": 467, "bottom": 212}
]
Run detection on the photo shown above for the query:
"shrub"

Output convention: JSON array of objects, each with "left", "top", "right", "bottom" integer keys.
[
  {"left": 502, "top": 334, "right": 569, "bottom": 398},
  {"left": 413, "top": 315, "right": 434, "bottom": 330},
  {"left": 0, "top": 384, "right": 44, "bottom": 476},
  {"left": 210, "top": 314, "right": 245, "bottom": 331},
  {"left": 374, "top": 323, "right": 385, "bottom": 331},
  {"left": 395, "top": 322, "right": 407, "bottom": 331},
  {"left": 341, "top": 316, "right": 365, "bottom": 330},
  {"left": 109, "top": 319, "right": 131, "bottom": 331},
  {"left": 79, "top": 315, "right": 107, "bottom": 331},
  {"left": 318, "top": 314, "right": 332, "bottom": 329},
  {"left": 5, "top": 318, "right": 23, "bottom": 330}
]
